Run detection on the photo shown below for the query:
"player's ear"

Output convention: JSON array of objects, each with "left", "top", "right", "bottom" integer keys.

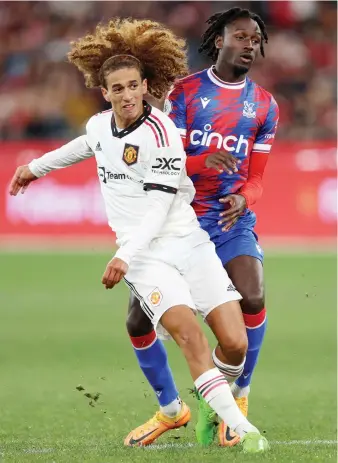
[
  {"left": 142, "top": 79, "right": 148, "bottom": 95},
  {"left": 215, "top": 35, "right": 224, "bottom": 50},
  {"left": 101, "top": 87, "right": 110, "bottom": 102}
]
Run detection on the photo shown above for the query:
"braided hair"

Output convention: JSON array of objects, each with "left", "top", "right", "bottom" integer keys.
[{"left": 199, "top": 7, "right": 268, "bottom": 62}]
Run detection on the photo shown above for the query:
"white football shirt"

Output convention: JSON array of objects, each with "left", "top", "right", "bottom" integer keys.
[
  {"left": 29, "top": 103, "right": 200, "bottom": 263},
  {"left": 86, "top": 104, "right": 197, "bottom": 245}
]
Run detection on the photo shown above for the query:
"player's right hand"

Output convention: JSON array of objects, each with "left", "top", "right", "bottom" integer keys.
[
  {"left": 102, "top": 257, "right": 129, "bottom": 289},
  {"left": 205, "top": 152, "right": 241, "bottom": 174},
  {"left": 9, "top": 165, "right": 38, "bottom": 196}
]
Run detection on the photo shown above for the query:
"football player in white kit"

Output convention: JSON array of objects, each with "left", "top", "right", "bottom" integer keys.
[{"left": 9, "top": 19, "right": 268, "bottom": 453}]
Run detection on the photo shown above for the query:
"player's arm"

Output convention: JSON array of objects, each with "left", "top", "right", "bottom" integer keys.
[
  {"left": 116, "top": 142, "right": 183, "bottom": 264},
  {"left": 9, "top": 135, "right": 94, "bottom": 196},
  {"left": 219, "top": 97, "right": 279, "bottom": 231},
  {"left": 238, "top": 97, "right": 279, "bottom": 207},
  {"left": 28, "top": 135, "right": 94, "bottom": 178},
  {"left": 102, "top": 129, "right": 184, "bottom": 289},
  {"left": 165, "top": 83, "right": 239, "bottom": 176}
]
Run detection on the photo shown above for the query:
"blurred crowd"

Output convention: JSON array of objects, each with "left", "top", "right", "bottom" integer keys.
[{"left": 0, "top": 1, "right": 336, "bottom": 140}]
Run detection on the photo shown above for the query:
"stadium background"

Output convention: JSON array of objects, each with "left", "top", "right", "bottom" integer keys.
[{"left": 0, "top": 1, "right": 336, "bottom": 462}]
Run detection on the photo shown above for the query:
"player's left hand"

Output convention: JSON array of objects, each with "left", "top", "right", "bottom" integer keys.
[
  {"left": 218, "top": 194, "right": 247, "bottom": 232},
  {"left": 102, "top": 257, "right": 129, "bottom": 289}
]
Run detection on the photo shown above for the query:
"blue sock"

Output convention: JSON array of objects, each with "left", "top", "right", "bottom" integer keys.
[
  {"left": 130, "top": 330, "right": 179, "bottom": 406},
  {"left": 236, "top": 308, "right": 267, "bottom": 388}
]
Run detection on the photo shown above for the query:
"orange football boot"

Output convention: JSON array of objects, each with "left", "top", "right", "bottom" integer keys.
[
  {"left": 124, "top": 402, "right": 191, "bottom": 447},
  {"left": 218, "top": 396, "right": 249, "bottom": 447}
]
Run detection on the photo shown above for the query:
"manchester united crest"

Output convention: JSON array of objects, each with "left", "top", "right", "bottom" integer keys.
[
  {"left": 148, "top": 288, "right": 163, "bottom": 307},
  {"left": 123, "top": 143, "right": 139, "bottom": 166}
]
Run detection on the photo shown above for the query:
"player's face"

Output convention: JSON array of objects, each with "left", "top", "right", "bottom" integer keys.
[
  {"left": 101, "top": 67, "right": 147, "bottom": 126},
  {"left": 215, "top": 17, "right": 261, "bottom": 76}
]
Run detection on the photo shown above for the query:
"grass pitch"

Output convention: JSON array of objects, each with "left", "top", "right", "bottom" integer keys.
[{"left": 0, "top": 251, "right": 336, "bottom": 462}]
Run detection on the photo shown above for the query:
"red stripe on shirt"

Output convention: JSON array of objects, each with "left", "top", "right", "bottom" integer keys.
[
  {"left": 144, "top": 120, "right": 160, "bottom": 148},
  {"left": 150, "top": 114, "right": 169, "bottom": 147}
]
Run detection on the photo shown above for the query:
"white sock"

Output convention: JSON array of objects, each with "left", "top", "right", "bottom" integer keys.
[
  {"left": 212, "top": 349, "right": 245, "bottom": 384},
  {"left": 231, "top": 383, "right": 250, "bottom": 399},
  {"left": 160, "top": 396, "right": 182, "bottom": 418},
  {"left": 194, "top": 368, "right": 259, "bottom": 438}
]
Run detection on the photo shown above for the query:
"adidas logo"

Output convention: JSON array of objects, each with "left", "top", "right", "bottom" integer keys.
[
  {"left": 95, "top": 142, "right": 102, "bottom": 151},
  {"left": 227, "top": 284, "right": 236, "bottom": 292}
]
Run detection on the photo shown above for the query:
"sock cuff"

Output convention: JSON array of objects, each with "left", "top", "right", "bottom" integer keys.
[
  {"left": 243, "top": 308, "right": 266, "bottom": 329},
  {"left": 130, "top": 330, "right": 157, "bottom": 349},
  {"left": 212, "top": 349, "right": 245, "bottom": 371},
  {"left": 212, "top": 349, "right": 245, "bottom": 381}
]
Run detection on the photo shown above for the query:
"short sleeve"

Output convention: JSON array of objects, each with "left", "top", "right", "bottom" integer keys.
[{"left": 252, "top": 96, "right": 279, "bottom": 154}]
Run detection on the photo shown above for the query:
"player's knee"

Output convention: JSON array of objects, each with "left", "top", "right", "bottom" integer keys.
[
  {"left": 219, "top": 333, "right": 248, "bottom": 365},
  {"left": 126, "top": 311, "right": 153, "bottom": 337},
  {"left": 175, "top": 328, "right": 209, "bottom": 360},
  {"left": 241, "top": 291, "right": 265, "bottom": 315},
  {"left": 126, "top": 297, "right": 153, "bottom": 337}
]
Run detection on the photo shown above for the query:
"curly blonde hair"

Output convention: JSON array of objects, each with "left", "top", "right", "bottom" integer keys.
[{"left": 68, "top": 18, "right": 189, "bottom": 98}]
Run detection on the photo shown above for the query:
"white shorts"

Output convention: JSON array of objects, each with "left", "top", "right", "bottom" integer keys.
[{"left": 124, "top": 228, "right": 242, "bottom": 339}]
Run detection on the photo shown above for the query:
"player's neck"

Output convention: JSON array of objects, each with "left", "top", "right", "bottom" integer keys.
[
  {"left": 214, "top": 63, "right": 246, "bottom": 84},
  {"left": 114, "top": 110, "right": 143, "bottom": 129}
]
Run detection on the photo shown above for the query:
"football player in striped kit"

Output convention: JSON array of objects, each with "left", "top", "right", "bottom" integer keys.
[{"left": 164, "top": 7, "right": 279, "bottom": 446}]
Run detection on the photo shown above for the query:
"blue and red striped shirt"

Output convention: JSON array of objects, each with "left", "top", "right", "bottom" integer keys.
[{"left": 165, "top": 66, "right": 279, "bottom": 234}]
